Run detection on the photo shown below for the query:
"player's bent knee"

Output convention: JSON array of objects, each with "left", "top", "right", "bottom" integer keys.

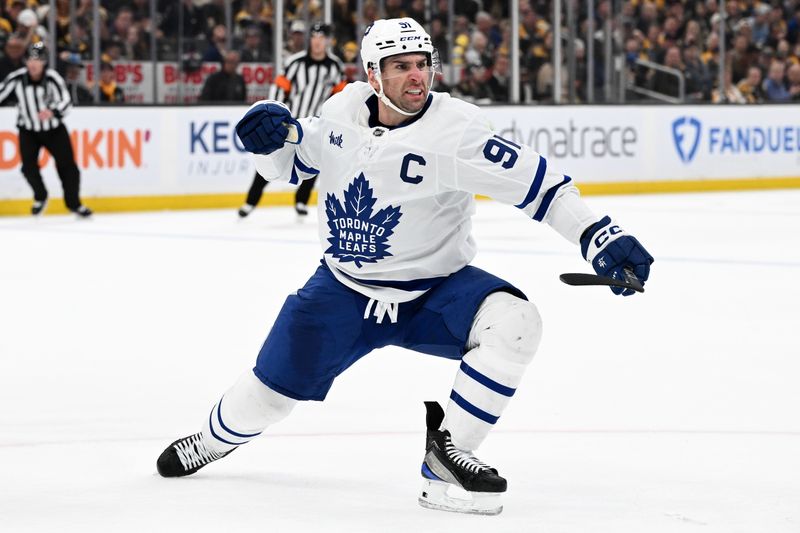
[{"left": 472, "top": 291, "right": 542, "bottom": 366}]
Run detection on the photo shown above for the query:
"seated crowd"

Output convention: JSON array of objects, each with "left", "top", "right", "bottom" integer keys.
[{"left": 1, "top": 0, "right": 799, "bottom": 104}]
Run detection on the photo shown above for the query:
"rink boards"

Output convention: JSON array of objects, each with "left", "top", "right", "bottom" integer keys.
[{"left": 1, "top": 104, "right": 799, "bottom": 215}]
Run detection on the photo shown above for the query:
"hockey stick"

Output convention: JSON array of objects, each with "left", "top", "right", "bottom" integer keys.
[{"left": 559, "top": 267, "right": 645, "bottom": 293}]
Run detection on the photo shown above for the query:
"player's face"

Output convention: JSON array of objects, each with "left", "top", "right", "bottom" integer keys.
[{"left": 378, "top": 53, "right": 431, "bottom": 113}]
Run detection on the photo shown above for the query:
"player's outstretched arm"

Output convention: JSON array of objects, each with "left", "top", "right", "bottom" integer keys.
[
  {"left": 235, "top": 100, "right": 303, "bottom": 155},
  {"left": 579, "top": 216, "right": 654, "bottom": 296}
]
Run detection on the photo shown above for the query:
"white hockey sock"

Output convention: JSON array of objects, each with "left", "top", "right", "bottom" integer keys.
[
  {"left": 202, "top": 370, "right": 297, "bottom": 454},
  {"left": 443, "top": 292, "right": 542, "bottom": 451}
]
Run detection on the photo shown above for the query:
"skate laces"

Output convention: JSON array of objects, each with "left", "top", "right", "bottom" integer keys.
[
  {"left": 443, "top": 435, "right": 492, "bottom": 474},
  {"left": 174, "top": 433, "right": 225, "bottom": 471},
  {"left": 363, "top": 299, "right": 399, "bottom": 324}
]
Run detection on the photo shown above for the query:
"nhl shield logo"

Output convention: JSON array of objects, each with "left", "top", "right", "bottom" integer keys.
[{"left": 671, "top": 116, "right": 701, "bottom": 163}]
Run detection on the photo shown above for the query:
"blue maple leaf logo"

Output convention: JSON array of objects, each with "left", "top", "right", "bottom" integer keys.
[{"left": 325, "top": 173, "right": 402, "bottom": 268}]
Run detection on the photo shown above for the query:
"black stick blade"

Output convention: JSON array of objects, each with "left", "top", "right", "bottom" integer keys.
[{"left": 559, "top": 269, "right": 645, "bottom": 293}]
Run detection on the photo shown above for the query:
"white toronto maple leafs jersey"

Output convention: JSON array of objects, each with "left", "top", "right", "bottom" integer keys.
[{"left": 253, "top": 82, "right": 597, "bottom": 302}]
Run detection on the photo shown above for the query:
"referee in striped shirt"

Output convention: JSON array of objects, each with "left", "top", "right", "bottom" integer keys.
[
  {"left": 238, "top": 22, "right": 347, "bottom": 218},
  {"left": 0, "top": 42, "right": 92, "bottom": 217}
]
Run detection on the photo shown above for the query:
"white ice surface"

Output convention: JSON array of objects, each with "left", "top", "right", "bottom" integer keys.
[{"left": 1, "top": 191, "right": 798, "bottom": 532}]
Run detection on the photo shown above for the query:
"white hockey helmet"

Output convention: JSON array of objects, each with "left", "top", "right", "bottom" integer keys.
[
  {"left": 360, "top": 18, "right": 437, "bottom": 116},
  {"left": 360, "top": 18, "right": 434, "bottom": 77}
]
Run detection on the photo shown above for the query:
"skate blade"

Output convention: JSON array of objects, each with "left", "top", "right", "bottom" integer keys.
[{"left": 418, "top": 479, "right": 503, "bottom": 516}]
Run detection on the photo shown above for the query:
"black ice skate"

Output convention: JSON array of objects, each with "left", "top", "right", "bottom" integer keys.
[
  {"left": 418, "top": 401, "right": 506, "bottom": 515},
  {"left": 157, "top": 432, "right": 233, "bottom": 477},
  {"left": 72, "top": 206, "right": 93, "bottom": 218},
  {"left": 31, "top": 199, "right": 48, "bottom": 216}
]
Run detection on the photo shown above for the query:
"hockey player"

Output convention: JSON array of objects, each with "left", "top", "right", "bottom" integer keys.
[{"left": 157, "top": 18, "right": 653, "bottom": 515}]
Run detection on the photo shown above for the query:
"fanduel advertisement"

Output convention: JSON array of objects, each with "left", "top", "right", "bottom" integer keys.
[
  {"left": 669, "top": 111, "right": 800, "bottom": 164},
  {"left": 656, "top": 106, "right": 800, "bottom": 179}
]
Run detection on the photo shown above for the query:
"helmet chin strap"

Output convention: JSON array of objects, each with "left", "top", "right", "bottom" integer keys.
[{"left": 372, "top": 72, "right": 423, "bottom": 117}]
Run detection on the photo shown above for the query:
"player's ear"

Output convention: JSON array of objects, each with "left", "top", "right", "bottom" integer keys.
[{"left": 367, "top": 68, "right": 381, "bottom": 91}]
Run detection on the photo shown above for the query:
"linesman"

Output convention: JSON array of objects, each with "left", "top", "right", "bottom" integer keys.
[
  {"left": 238, "top": 22, "right": 346, "bottom": 218},
  {"left": 0, "top": 42, "right": 92, "bottom": 217}
]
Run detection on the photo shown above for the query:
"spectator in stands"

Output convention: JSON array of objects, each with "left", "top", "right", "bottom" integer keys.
[
  {"left": 464, "top": 31, "right": 493, "bottom": 69},
  {"left": 16, "top": 8, "right": 46, "bottom": 48},
  {"left": 235, "top": 0, "right": 273, "bottom": 43},
  {"left": 787, "top": 6, "right": 800, "bottom": 45},
  {"left": 110, "top": 5, "right": 134, "bottom": 44},
  {"left": 407, "top": 0, "right": 426, "bottom": 25},
  {"left": 199, "top": 50, "right": 245, "bottom": 103},
  {"left": 775, "top": 39, "right": 792, "bottom": 67},
  {"left": 129, "top": 0, "right": 150, "bottom": 23},
  {"left": 701, "top": 31, "right": 721, "bottom": 83},
  {"left": 682, "top": 19, "right": 704, "bottom": 49},
  {"left": 332, "top": 0, "right": 356, "bottom": 45},
  {"left": 202, "top": 23, "right": 228, "bottom": 63},
  {"left": 750, "top": 4, "right": 772, "bottom": 48},
  {"left": 736, "top": 65, "right": 765, "bottom": 103},
  {"left": 786, "top": 63, "right": 800, "bottom": 101},
  {"left": 159, "top": 0, "right": 205, "bottom": 39},
  {"left": 429, "top": 16, "right": 449, "bottom": 63},
  {"left": 285, "top": 19, "right": 305, "bottom": 55},
  {"left": 240, "top": 26, "right": 270, "bottom": 63},
  {"left": 362, "top": 0, "right": 379, "bottom": 27},
  {"left": 763, "top": 60, "right": 790, "bottom": 101},
  {"left": 475, "top": 11, "right": 502, "bottom": 51},
  {"left": 35, "top": 0, "right": 71, "bottom": 50},
  {"left": 0, "top": 32, "right": 24, "bottom": 79},
  {"left": 103, "top": 41, "right": 123, "bottom": 62},
  {"left": 683, "top": 44, "right": 712, "bottom": 101},
  {"left": 75, "top": 0, "right": 107, "bottom": 27},
  {"left": 651, "top": 45, "right": 683, "bottom": 99},
  {"left": 660, "top": 16, "right": 682, "bottom": 52},
  {"left": 98, "top": 61, "right": 124, "bottom": 103},
  {"left": 3, "top": 0, "right": 25, "bottom": 33},
  {"left": 624, "top": 36, "right": 649, "bottom": 91},
  {"left": 642, "top": 23, "right": 663, "bottom": 62},
  {"left": 636, "top": 1, "right": 659, "bottom": 35},
  {"left": 201, "top": 0, "right": 228, "bottom": 31},
  {"left": 455, "top": 64, "right": 493, "bottom": 104},
  {"left": 62, "top": 53, "right": 93, "bottom": 104},
  {"left": 712, "top": 66, "right": 747, "bottom": 103},
  {"left": 384, "top": 0, "right": 406, "bottom": 20},
  {"left": 122, "top": 24, "right": 149, "bottom": 60},
  {"left": 486, "top": 52, "right": 510, "bottom": 101},
  {"left": 729, "top": 33, "right": 753, "bottom": 83}
]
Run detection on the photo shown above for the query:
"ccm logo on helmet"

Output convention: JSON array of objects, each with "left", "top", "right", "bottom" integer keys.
[{"left": 400, "top": 36, "right": 421, "bottom": 41}]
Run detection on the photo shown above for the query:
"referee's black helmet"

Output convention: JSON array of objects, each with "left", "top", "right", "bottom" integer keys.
[
  {"left": 309, "top": 22, "right": 331, "bottom": 37},
  {"left": 25, "top": 41, "right": 48, "bottom": 62}
]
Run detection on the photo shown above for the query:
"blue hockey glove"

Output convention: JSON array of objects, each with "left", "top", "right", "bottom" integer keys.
[
  {"left": 235, "top": 100, "right": 302, "bottom": 155},
  {"left": 579, "top": 216, "right": 654, "bottom": 296}
]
